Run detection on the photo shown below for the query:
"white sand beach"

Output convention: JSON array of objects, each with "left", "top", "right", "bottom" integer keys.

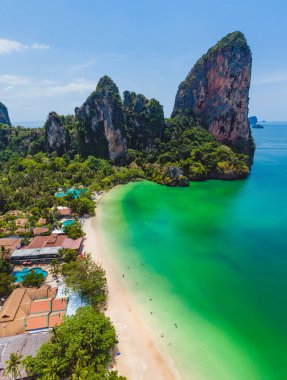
[{"left": 82, "top": 198, "right": 179, "bottom": 380}]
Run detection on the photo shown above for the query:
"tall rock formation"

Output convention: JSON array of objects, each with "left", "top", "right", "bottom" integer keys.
[
  {"left": 75, "top": 76, "right": 127, "bottom": 159},
  {"left": 44, "top": 112, "right": 75, "bottom": 155},
  {"left": 45, "top": 112, "right": 66, "bottom": 154},
  {"left": 123, "top": 91, "right": 164, "bottom": 150},
  {"left": 172, "top": 31, "right": 254, "bottom": 158},
  {"left": 0, "top": 102, "right": 11, "bottom": 126}
]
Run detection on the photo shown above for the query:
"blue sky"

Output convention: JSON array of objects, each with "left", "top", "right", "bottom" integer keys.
[{"left": 0, "top": 0, "right": 286, "bottom": 122}]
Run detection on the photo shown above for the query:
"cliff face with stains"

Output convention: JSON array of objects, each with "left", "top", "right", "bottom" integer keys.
[
  {"left": 45, "top": 112, "right": 67, "bottom": 154},
  {"left": 75, "top": 76, "right": 127, "bottom": 159},
  {"left": 172, "top": 32, "right": 254, "bottom": 159},
  {"left": 0, "top": 102, "right": 11, "bottom": 126},
  {"left": 123, "top": 91, "right": 164, "bottom": 150}
]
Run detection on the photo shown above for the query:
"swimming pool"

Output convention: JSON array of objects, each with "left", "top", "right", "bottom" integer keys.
[
  {"left": 62, "top": 219, "right": 75, "bottom": 228},
  {"left": 55, "top": 188, "right": 87, "bottom": 199},
  {"left": 13, "top": 267, "right": 48, "bottom": 283}
]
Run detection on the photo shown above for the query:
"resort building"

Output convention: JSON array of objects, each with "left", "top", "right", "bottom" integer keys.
[
  {"left": 57, "top": 207, "right": 73, "bottom": 218},
  {"left": 10, "top": 247, "right": 61, "bottom": 264},
  {"left": 33, "top": 226, "right": 50, "bottom": 236},
  {"left": 0, "top": 237, "right": 22, "bottom": 257},
  {"left": 27, "top": 233, "right": 67, "bottom": 249},
  {"left": 37, "top": 218, "right": 47, "bottom": 225},
  {"left": 28, "top": 233, "right": 83, "bottom": 252},
  {"left": 10, "top": 234, "right": 83, "bottom": 264},
  {"left": 0, "top": 286, "right": 67, "bottom": 337},
  {"left": 15, "top": 218, "right": 28, "bottom": 227},
  {"left": 7, "top": 210, "right": 22, "bottom": 217}
]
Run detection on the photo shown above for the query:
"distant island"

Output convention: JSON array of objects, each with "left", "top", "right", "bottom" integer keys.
[
  {"left": 252, "top": 124, "right": 264, "bottom": 129},
  {"left": 248, "top": 116, "right": 258, "bottom": 126}
]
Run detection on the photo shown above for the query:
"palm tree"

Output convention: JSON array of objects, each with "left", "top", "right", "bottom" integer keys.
[
  {"left": 4, "top": 352, "right": 23, "bottom": 380},
  {"left": 0, "top": 246, "right": 6, "bottom": 260},
  {"left": 0, "top": 246, "right": 10, "bottom": 260}
]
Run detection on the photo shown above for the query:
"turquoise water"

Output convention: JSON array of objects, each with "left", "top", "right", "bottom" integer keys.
[
  {"left": 13, "top": 267, "right": 48, "bottom": 283},
  {"left": 100, "top": 122, "right": 287, "bottom": 380},
  {"left": 55, "top": 188, "right": 87, "bottom": 199},
  {"left": 62, "top": 219, "right": 75, "bottom": 228}
]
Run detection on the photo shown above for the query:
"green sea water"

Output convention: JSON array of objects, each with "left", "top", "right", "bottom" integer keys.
[{"left": 100, "top": 123, "right": 287, "bottom": 380}]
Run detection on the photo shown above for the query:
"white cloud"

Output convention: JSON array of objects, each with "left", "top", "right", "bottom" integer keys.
[
  {"left": 0, "top": 74, "right": 97, "bottom": 99},
  {"left": 0, "top": 38, "right": 50, "bottom": 54},
  {"left": 31, "top": 43, "right": 50, "bottom": 50},
  {"left": 0, "top": 74, "right": 32, "bottom": 86},
  {"left": 0, "top": 38, "right": 27, "bottom": 54},
  {"left": 252, "top": 71, "right": 287, "bottom": 85}
]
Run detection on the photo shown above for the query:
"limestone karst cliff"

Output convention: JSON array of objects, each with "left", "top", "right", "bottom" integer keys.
[
  {"left": 75, "top": 76, "right": 127, "bottom": 159},
  {"left": 0, "top": 102, "right": 11, "bottom": 126},
  {"left": 44, "top": 112, "right": 76, "bottom": 155},
  {"left": 45, "top": 112, "right": 67, "bottom": 154},
  {"left": 172, "top": 31, "right": 254, "bottom": 159},
  {"left": 123, "top": 91, "right": 164, "bottom": 150}
]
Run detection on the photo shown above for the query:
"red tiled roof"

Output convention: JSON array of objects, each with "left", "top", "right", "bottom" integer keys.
[
  {"left": 0, "top": 237, "right": 21, "bottom": 255},
  {"left": 27, "top": 236, "right": 48, "bottom": 249},
  {"left": 26, "top": 313, "right": 49, "bottom": 330},
  {"left": 58, "top": 208, "right": 72, "bottom": 216},
  {"left": 37, "top": 218, "right": 47, "bottom": 225},
  {"left": 0, "top": 237, "right": 21, "bottom": 248},
  {"left": 62, "top": 237, "right": 83, "bottom": 250},
  {"left": 16, "top": 218, "right": 28, "bottom": 227},
  {"left": 51, "top": 298, "right": 67, "bottom": 312},
  {"left": 30, "top": 299, "right": 52, "bottom": 314},
  {"left": 49, "top": 311, "right": 66, "bottom": 328},
  {"left": 33, "top": 227, "right": 49, "bottom": 236},
  {"left": 46, "top": 234, "right": 66, "bottom": 247},
  {"left": 27, "top": 234, "right": 67, "bottom": 249}
]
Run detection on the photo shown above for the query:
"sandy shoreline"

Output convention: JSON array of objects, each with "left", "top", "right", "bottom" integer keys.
[{"left": 82, "top": 193, "right": 179, "bottom": 380}]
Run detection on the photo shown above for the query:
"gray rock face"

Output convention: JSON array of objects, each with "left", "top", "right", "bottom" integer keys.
[
  {"left": 0, "top": 102, "right": 11, "bottom": 125},
  {"left": 168, "top": 166, "right": 189, "bottom": 186},
  {"left": 75, "top": 76, "right": 127, "bottom": 159},
  {"left": 45, "top": 112, "right": 66, "bottom": 154},
  {"left": 172, "top": 31, "right": 254, "bottom": 159}
]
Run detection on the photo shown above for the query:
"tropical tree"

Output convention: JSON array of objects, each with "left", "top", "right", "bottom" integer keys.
[
  {"left": 59, "top": 248, "right": 77, "bottom": 263},
  {"left": 61, "top": 254, "right": 107, "bottom": 308},
  {"left": 0, "top": 273, "right": 14, "bottom": 297},
  {"left": 50, "top": 258, "right": 61, "bottom": 281},
  {"left": 63, "top": 221, "right": 85, "bottom": 240},
  {"left": 0, "top": 259, "right": 13, "bottom": 274},
  {"left": 22, "top": 270, "right": 45, "bottom": 288},
  {"left": 0, "top": 246, "right": 10, "bottom": 260},
  {"left": 4, "top": 352, "right": 23, "bottom": 380}
]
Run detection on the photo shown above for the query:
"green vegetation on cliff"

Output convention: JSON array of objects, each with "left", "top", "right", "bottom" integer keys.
[
  {"left": 124, "top": 116, "right": 249, "bottom": 185},
  {"left": 0, "top": 123, "right": 45, "bottom": 163},
  {"left": 123, "top": 91, "right": 164, "bottom": 150}
]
